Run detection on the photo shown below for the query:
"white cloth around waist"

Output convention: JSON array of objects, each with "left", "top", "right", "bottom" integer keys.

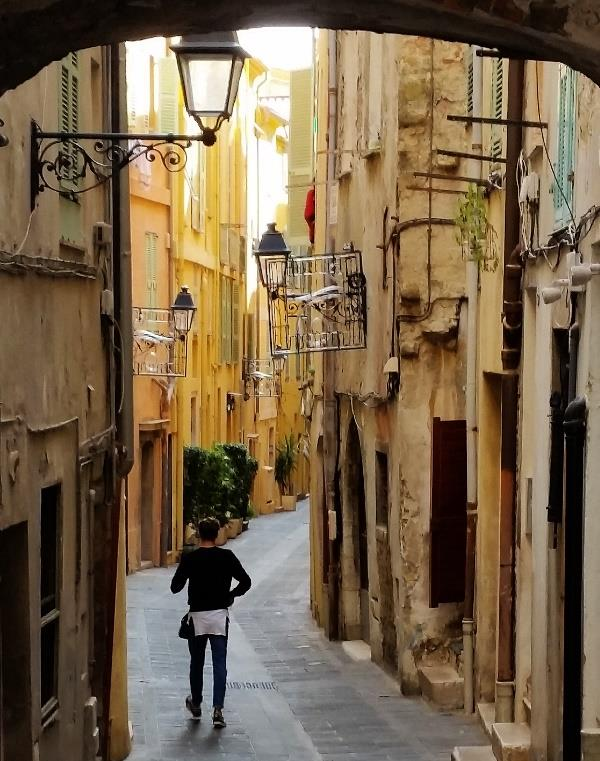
[{"left": 189, "top": 609, "right": 229, "bottom": 636}]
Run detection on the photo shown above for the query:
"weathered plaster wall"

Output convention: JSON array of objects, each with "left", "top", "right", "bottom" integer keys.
[
  {"left": 0, "top": 49, "right": 117, "bottom": 761},
  {"left": 312, "top": 30, "right": 469, "bottom": 689}
]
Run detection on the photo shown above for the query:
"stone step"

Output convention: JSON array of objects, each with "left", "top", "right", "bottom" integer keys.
[
  {"left": 477, "top": 702, "right": 495, "bottom": 738},
  {"left": 491, "top": 722, "right": 531, "bottom": 761},
  {"left": 418, "top": 665, "right": 464, "bottom": 710},
  {"left": 452, "top": 746, "right": 496, "bottom": 761}
]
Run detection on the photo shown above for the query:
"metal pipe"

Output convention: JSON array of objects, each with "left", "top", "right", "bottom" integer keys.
[
  {"left": 495, "top": 58, "right": 524, "bottom": 723},
  {"left": 325, "top": 29, "right": 341, "bottom": 640},
  {"left": 463, "top": 44, "right": 482, "bottom": 716},
  {"left": 562, "top": 314, "right": 584, "bottom": 761}
]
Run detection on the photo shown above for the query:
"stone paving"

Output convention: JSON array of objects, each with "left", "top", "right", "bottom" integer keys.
[{"left": 126, "top": 500, "right": 488, "bottom": 760}]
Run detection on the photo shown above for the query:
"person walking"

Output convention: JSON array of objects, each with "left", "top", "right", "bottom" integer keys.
[{"left": 171, "top": 516, "right": 251, "bottom": 728}]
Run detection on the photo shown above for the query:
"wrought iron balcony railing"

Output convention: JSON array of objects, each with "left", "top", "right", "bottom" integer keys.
[
  {"left": 242, "top": 358, "right": 281, "bottom": 398},
  {"left": 264, "top": 248, "right": 367, "bottom": 355},
  {"left": 132, "top": 307, "right": 188, "bottom": 377}
]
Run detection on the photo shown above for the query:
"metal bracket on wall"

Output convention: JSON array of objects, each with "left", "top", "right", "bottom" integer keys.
[{"left": 30, "top": 120, "right": 204, "bottom": 210}]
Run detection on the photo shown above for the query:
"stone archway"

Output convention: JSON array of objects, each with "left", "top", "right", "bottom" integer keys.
[{"left": 2, "top": 1, "right": 600, "bottom": 94}]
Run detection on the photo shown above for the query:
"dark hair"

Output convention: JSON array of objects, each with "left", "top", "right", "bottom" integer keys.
[{"left": 197, "top": 517, "right": 220, "bottom": 541}]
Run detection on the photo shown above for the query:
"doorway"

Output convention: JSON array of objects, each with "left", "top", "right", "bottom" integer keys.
[
  {"left": 346, "top": 420, "right": 369, "bottom": 642},
  {"left": 0, "top": 522, "right": 32, "bottom": 761},
  {"left": 140, "top": 439, "right": 155, "bottom": 565}
]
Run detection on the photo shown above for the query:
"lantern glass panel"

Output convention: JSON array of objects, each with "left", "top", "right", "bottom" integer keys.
[{"left": 183, "top": 56, "right": 233, "bottom": 116}]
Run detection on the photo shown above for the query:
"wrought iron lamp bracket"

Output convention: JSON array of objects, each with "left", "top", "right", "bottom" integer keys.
[{"left": 30, "top": 120, "right": 209, "bottom": 210}]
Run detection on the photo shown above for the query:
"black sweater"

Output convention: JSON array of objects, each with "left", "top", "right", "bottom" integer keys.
[{"left": 170, "top": 546, "right": 251, "bottom": 611}]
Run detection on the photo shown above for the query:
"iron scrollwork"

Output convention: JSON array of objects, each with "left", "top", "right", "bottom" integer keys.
[
  {"left": 30, "top": 121, "right": 203, "bottom": 209},
  {"left": 265, "top": 249, "right": 367, "bottom": 355}
]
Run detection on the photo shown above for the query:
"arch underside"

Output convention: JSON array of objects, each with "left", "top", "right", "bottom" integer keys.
[{"left": 0, "top": 0, "right": 599, "bottom": 94}]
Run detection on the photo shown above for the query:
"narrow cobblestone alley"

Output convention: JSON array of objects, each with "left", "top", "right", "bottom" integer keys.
[{"left": 126, "top": 501, "right": 487, "bottom": 761}]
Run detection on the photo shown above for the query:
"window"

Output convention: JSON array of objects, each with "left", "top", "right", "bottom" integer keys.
[
  {"left": 145, "top": 232, "right": 158, "bottom": 308},
  {"left": 375, "top": 451, "right": 389, "bottom": 527},
  {"left": 268, "top": 427, "right": 275, "bottom": 467},
  {"left": 554, "top": 64, "right": 577, "bottom": 227},
  {"left": 490, "top": 57, "right": 504, "bottom": 160},
  {"left": 40, "top": 484, "right": 61, "bottom": 719}
]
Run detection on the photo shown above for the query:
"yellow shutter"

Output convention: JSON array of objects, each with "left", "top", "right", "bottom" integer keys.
[
  {"left": 158, "top": 57, "right": 179, "bottom": 134},
  {"left": 288, "top": 69, "right": 313, "bottom": 243},
  {"left": 232, "top": 282, "right": 240, "bottom": 362}
]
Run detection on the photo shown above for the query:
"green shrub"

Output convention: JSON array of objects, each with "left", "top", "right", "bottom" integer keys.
[
  {"left": 183, "top": 443, "right": 259, "bottom": 529},
  {"left": 183, "top": 446, "right": 234, "bottom": 528},
  {"left": 217, "top": 442, "right": 259, "bottom": 520},
  {"left": 274, "top": 434, "right": 298, "bottom": 495}
]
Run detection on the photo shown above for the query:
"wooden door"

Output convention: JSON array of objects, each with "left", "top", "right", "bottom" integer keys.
[{"left": 430, "top": 418, "right": 467, "bottom": 607}]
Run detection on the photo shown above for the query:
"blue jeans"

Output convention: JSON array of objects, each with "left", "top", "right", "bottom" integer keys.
[{"left": 188, "top": 628, "right": 228, "bottom": 708}]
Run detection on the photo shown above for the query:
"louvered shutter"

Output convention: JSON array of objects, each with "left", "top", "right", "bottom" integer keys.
[
  {"left": 158, "top": 57, "right": 179, "bottom": 134},
  {"left": 232, "top": 282, "right": 240, "bottom": 362},
  {"left": 467, "top": 49, "right": 474, "bottom": 116},
  {"left": 490, "top": 58, "right": 503, "bottom": 160},
  {"left": 145, "top": 232, "right": 158, "bottom": 308},
  {"left": 288, "top": 69, "right": 313, "bottom": 243},
  {"left": 226, "top": 279, "right": 233, "bottom": 364},
  {"left": 220, "top": 276, "right": 227, "bottom": 363},
  {"left": 59, "top": 52, "right": 80, "bottom": 190},
  {"left": 554, "top": 65, "right": 576, "bottom": 226},
  {"left": 430, "top": 418, "right": 467, "bottom": 607}
]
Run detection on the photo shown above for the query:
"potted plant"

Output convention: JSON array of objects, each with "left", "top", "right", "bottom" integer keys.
[{"left": 275, "top": 434, "right": 298, "bottom": 511}]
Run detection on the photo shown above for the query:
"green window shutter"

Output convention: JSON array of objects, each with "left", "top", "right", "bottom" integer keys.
[
  {"left": 158, "top": 57, "right": 179, "bottom": 134},
  {"left": 554, "top": 65, "right": 576, "bottom": 226},
  {"left": 145, "top": 232, "right": 158, "bottom": 308},
  {"left": 466, "top": 50, "right": 474, "bottom": 116},
  {"left": 490, "top": 57, "right": 503, "bottom": 159},
  {"left": 59, "top": 52, "right": 83, "bottom": 245},
  {"left": 232, "top": 282, "right": 240, "bottom": 362}
]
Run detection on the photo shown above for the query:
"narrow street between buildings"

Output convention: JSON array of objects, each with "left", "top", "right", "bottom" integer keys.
[{"left": 126, "top": 501, "right": 487, "bottom": 761}]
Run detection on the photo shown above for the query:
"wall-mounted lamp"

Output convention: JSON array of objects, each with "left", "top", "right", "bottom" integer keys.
[
  {"left": 30, "top": 33, "right": 247, "bottom": 208},
  {"left": 570, "top": 263, "right": 600, "bottom": 287},
  {"left": 170, "top": 33, "right": 248, "bottom": 147},
  {"left": 172, "top": 286, "right": 196, "bottom": 335},
  {"left": 253, "top": 223, "right": 291, "bottom": 290}
]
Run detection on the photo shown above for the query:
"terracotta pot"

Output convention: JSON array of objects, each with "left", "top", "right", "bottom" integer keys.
[
  {"left": 226, "top": 521, "right": 237, "bottom": 539},
  {"left": 230, "top": 518, "right": 243, "bottom": 536},
  {"left": 215, "top": 526, "right": 228, "bottom": 546},
  {"left": 282, "top": 494, "right": 297, "bottom": 511}
]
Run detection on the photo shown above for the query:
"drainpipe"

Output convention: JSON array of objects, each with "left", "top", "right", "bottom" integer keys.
[
  {"left": 325, "top": 29, "right": 341, "bottom": 640},
  {"left": 496, "top": 58, "right": 524, "bottom": 724},
  {"left": 104, "top": 40, "right": 134, "bottom": 761},
  {"left": 463, "top": 44, "right": 482, "bottom": 716},
  {"left": 563, "top": 316, "right": 584, "bottom": 761}
]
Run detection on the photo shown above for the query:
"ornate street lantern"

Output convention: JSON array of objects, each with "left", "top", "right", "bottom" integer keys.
[
  {"left": 253, "top": 223, "right": 291, "bottom": 290},
  {"left": 172, "top": 286, "right": 196, "bottom": 335},
  {"left": 171, "top": 33, "right": 249, "bottom": 146}
]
